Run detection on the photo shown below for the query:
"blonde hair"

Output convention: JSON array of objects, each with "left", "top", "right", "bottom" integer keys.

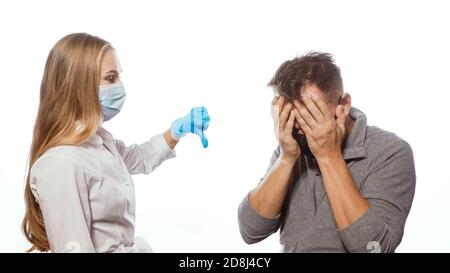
[{"left": 22, "top": 33, "right": 112, "bottom": 252}]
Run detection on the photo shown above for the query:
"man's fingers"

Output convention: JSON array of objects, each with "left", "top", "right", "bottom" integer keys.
[
  {"left": 335, "top": 104, "right": 346, "bottom": 128},
  {"left": 293, "top": 109, "right": 310, "bottom": 132},
  {"left": 271, "top": 95, "right": 280, "bottom": 106},
  {"left": 279, "top": 102, "right": 292, "bottom": 129},
  {"left": 271, "top": 96, "right": 283, "bottom": 124},
  {"left": 285, "top": 110, "right": 295, "bottom": 136},
  {"left": 296, "top": 101, "right": 317, "bottom": 129},
  {"left": 292, "top": 100, "right": 303, "bottom": 115},
  {"left": 295, "top": 110, "right": 313, "bottom": 136},
  {"left": 302, "top": 96, "right": 325, "bottom": 123},
  {"left": 294, "top": 99, "right": 318, "bottom": 127},
  {"left": 311, "top": 95, "right": 333, "bottom": 120},
  {"left": 335, "top": 104, "right": 344, "bottom": 118},
  {"left": 277, "top": 96, "right": 285, "bottom": 109}
]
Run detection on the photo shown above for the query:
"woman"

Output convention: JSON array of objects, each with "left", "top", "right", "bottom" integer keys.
[{"left": 22, "top": 33, "right": 210, "bottom": 252}]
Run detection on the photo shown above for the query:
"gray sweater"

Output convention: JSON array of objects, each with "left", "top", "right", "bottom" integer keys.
[{"left": 238, "top": 107, "right": 416, "bottom": 253}]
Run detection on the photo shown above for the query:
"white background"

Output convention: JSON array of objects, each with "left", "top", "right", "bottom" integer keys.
[{"left": 0, "top": 0, "right": 449, "bottom": 252}]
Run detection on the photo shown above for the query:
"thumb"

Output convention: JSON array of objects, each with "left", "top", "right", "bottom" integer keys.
[
  {"left": 194, "top": 128, "right": 209, "bottom": 148},
  {"left": 200, "top": 131, "right": 208, "bottom": 148}
]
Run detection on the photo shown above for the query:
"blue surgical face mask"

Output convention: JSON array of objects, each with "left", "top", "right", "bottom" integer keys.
[{"left": 99, "top": 82, "right": 126, "bottom": 122}]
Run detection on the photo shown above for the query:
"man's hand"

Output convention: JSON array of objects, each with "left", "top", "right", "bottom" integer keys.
[
  {"left": 292, "top": 95, "right": 345, "bottom": 161},
  {"left": 247, "top": 96, "right": 301, "bottom": 219},
  {"left": 293, "top": 94, "right": 370, "bottom": 230},
  {"left": 272, "top": 96, "right": 300, "bottom": 163}
]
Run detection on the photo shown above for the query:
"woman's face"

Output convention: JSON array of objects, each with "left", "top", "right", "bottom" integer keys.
[{"left": 100, "top": 50, "right": 121, "bottom": 86}]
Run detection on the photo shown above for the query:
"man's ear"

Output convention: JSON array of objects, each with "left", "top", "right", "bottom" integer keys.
[{"left": 341, "top": 92, "right": 352, "bottom": 116}]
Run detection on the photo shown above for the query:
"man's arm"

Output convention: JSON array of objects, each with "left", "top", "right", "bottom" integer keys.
[
  {"left": 249, "top": 156, "right": 296, "bottom": 218},
  {"left": 250, "top": 96, "right": 300, "bottom": 217},
  {"left": 317, "top": 153, "right": 369, "bottom": 230},
  {"left": 294, "top": 95, "right": 415, "bottom": 252},
  {"left": 238, "top": 96, "right": 301, "bottom": 244},
  {"left": 237, "top": 147, "right": 285, "bottom": 244},
  {"left": 294, "top": 95, "right": 369, "bottom": 229}
]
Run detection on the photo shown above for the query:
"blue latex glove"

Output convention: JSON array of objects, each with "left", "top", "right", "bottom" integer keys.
[{"left": 170, "top": 106, "right": 210, "bottom": 148}]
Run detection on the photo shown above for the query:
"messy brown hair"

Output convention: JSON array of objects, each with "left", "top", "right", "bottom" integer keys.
[{"left": 268, "top": 52, "right": 343, "bottom": 101}]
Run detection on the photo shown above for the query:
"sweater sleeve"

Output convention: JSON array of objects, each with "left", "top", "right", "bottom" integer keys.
[{"left": 238, "top": 146, "right": 282, "bottom": 244}]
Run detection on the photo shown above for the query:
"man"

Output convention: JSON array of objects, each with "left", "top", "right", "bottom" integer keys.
[{"left": 238, "top": 52, "right": 415, "bottom": 252}]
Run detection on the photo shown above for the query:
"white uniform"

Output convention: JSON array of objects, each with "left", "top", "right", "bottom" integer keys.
[{"left": 29, "top": 126, "right": 176, "bottom": 252}]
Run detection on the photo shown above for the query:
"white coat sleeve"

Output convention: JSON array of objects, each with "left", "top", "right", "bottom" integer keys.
[{"left": 113, "top": 133, "right": 176, "bottom": 175}]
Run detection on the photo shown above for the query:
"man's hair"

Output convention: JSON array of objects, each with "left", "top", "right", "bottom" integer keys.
[{"left": 268, "top": 52, "right": 343, "bottom": 101}]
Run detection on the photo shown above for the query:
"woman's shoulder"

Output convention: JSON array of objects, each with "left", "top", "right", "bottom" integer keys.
[
  {"left": 29, "top": 145, "right": 91, "bottom": 203},
  {"left": 30, "top": 145, "right": 84, "bottom": 176}
]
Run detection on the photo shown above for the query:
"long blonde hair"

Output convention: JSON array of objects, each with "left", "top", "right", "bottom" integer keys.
[{"left": 22, "top": 33, "right": 112, "bottom": 252}]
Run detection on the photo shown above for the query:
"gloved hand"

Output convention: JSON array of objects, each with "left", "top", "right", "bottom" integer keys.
[{"left": 170, "top": 106, "right": 210, "bottom": 148}]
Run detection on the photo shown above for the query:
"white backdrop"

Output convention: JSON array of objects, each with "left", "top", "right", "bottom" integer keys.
[{"left": 1, "top": 0, "right": 449, "bottom": 252}]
